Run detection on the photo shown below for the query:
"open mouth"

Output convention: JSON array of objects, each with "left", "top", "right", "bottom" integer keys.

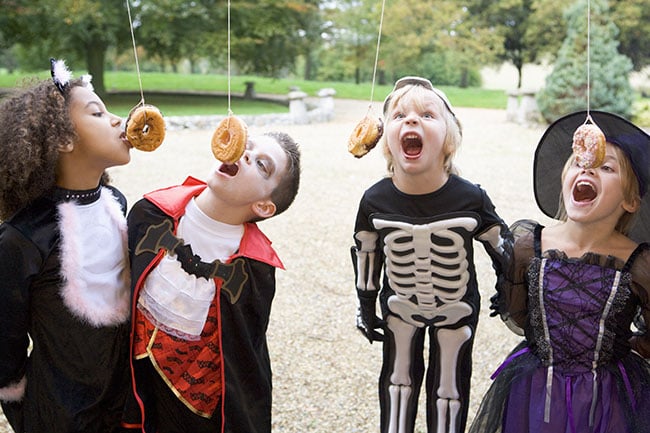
[
  {"left": 573, "top": 181, "right": 597, "bottom": 202},
  {"left": 219, "top": 163, "right": 239, "bottom": 176},
  {"left": 401, "top": 133, "right": 423, "bottom": 157}
]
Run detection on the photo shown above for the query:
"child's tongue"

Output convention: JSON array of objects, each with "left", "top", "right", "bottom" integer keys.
[
  {"left": 403, "top": 138, "right": 422, "bottom": 156},
  {"left": 219, "top": 163, "right": 238, "bottom": 176},
  {"left": 574, "top": 183, "right": 596, "bottom": 202}
]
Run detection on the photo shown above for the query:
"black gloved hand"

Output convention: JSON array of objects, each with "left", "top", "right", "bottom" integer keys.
[
  {"left": 356, "top": 292, "right": 385, "bottom": 343},
  {"left": 489, "top": 292, "right": 501, "bottom": 317}
]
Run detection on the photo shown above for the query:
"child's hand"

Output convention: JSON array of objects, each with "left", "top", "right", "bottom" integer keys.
[{"left": 356, "top": 297, "right": 385, "bottom": 343}]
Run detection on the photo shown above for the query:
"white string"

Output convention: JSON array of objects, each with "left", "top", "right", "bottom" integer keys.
[
  {"left": 586, "top": 0, "right": 591, "bottom": 116},
  {"left": 227, "top": 0, "right": 232, "bottom": 115},
  {"left": 368, "top": 0, "right": 386, "bottom": 111},
  {"left": 125, "top": 0, "right": 145, "bottom": 107}
]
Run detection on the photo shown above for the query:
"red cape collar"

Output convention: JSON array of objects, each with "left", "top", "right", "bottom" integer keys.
[{"left": 144, "top": 176, "right": 284, "bottom": 269}]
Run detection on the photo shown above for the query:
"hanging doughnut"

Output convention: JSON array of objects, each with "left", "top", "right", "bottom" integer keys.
[
  {"left": 211, "top": 115, "right": 248, "bottom": 163},
  {"left": 572, "top": 122, "right": 606, "bottom": 169},
  {"left": 348, "top": 116, "right": 384, "bottom": 158},
  {"left": 125, "top": 104, "right": 166, "bottom": 152}
]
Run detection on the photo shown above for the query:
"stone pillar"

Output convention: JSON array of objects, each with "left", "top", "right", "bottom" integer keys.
[
  {"left": 244, "top": 81, "right": 256, "bottom": 99},
  {"left": 317, "top": 88, "right": 336, "bottom": 121},
  {"left": 506, "top": 91, "right": 519, "bottom": 122},
  {"left": 288, "top": 89, "right": 309, "bottom": 124},
  {"left": 518, "top": 91, "right": 540, "bottom": 125}
]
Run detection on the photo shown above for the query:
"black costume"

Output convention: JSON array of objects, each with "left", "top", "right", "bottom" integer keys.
[
  {"left": 352, "top": 175, "right": 509, "bottom": 433},
  {"left": 0, "top": 186, "right": 131, "bottom": 433},
  {"left": 124, "top": 177, "right": 284, "bottom": 433}
]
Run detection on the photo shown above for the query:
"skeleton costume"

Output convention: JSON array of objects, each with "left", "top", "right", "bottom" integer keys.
[
  {"left": 352, "top": 174, "right": 509, "bottom": 433},
  {"left": 0, "top": 185, "right": 132, "bottom": 433},
  {"left": 124, "top": 177, "right": 283, "bottom": 433},
  {"left": 470, "top": 112, "right": 650, "bottom": 433}
]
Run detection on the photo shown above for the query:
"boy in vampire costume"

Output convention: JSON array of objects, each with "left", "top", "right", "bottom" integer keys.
[{"left": 122, "top": 132, "right": 301, "bottom": 433}]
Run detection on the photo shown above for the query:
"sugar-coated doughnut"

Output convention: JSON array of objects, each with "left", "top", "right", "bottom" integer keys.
[
  {"left": 572, "top": 123, "right": 606, "bottom": 169},
  {"left": 348, "top": 116, "right": 383, "bottom": 158},
  {"left": 125, "top": 104, "right": 166, "bottom": 152},
  {"left": 211, "top": 115, "right": 247, "bottom": 163}
]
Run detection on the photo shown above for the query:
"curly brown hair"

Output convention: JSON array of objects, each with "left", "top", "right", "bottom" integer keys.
[{"left": 0, "top": 77, "right": 109, "bottom": 220}]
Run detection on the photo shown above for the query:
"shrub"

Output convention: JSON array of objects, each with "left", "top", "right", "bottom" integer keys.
[{"left": 536, "top": 0, "right": 634, "bottom": 123}]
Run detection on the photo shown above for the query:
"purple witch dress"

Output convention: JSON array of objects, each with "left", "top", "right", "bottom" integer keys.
[{"left": 470, "top": 221, "right": 650, "bottom": 433}]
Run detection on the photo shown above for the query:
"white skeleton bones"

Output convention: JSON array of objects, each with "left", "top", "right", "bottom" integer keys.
[{"left": 355, "top": 216, "right": 483, "bottom": 433}]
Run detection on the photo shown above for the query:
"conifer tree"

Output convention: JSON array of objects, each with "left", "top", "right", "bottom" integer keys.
[{"left": 536, "top": 0, "right": 633, "bottom": 122}]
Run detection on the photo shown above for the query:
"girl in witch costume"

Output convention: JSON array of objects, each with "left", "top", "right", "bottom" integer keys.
[
  {"left": 351, "top": 77, "right": 511, "bottom": 433},
  {"left": 0, "top": 59, "right": 133, "bottom": 432},
  {"left": 470, "top": 111, "right": 650, "bottom": 433}
]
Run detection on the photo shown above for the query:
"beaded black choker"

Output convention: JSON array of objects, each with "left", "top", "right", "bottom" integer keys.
[{"left": 54, "top": 185, "right": 102, "bottom": 205}]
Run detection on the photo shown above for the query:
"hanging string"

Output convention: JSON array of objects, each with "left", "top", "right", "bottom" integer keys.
[
  {"left": 226, "top": 0, "right": 233, "bottom": 115},
  {"left": 586, "top": 0, "right": 592, "bottom": 119},
  {"left": 367, "top": 0, "right": 387, "bottom": 112},
  {"left": 125, "top": 0, "right": 145, "bottom": 108}
]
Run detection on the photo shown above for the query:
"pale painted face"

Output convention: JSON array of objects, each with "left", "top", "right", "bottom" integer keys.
[
  {"left": 68, "top": 86, "right": 131, "bottom": 172},
  {"left": 204, "top": 134, "right": 288, "bottom": 219},
  {"left": 384, "top": 91, "right": 448, "bottom": 180},
  {"left": 562, "top": 143, "right": 636, "bottom": 226}
]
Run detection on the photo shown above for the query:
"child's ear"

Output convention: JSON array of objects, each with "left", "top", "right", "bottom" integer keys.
[
  {"left": 251, "top": 199, "right": 277, "bottom": 219},
  {"left": 622, "top": 197, "right": 640, "bottom": 214},
  {"left": 56, "top": 139, "right": 75, "bottom": 153}
]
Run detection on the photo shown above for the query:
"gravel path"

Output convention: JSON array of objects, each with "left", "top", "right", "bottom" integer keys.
[{"left": 1, "top": 99, "right": 552, "bottom": 432}]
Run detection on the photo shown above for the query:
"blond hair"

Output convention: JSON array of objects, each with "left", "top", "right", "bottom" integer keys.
[
  {"left": 556, "top": 145, "right": 640, "bottom": 234},
  {"left": 381, "top": 84, "right": 462, "bottom": 176}
]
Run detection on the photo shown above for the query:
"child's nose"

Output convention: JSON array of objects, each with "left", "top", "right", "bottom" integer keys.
[
  {"left": 405, "top": 113, "right": 419, "bottom": 124},
  {"left": 110, "top": 113, "right": 122, "bottom": 127}
]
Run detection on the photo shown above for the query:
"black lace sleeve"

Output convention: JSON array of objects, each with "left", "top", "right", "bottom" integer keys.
[
  {"left": 629, "top": 244, "right": 650, "bottom": 358},
  {"left": 495, "top": 219, "right": 539, "bottom": 335}
]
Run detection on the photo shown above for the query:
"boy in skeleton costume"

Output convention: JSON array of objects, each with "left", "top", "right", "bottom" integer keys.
[
  {"left": 352, "top": 77, "right": 510, "bottom": 433},
  {"left": 0, "top": 60, "right": 132, "bottom": 432},
  {"left": 123, "top": 132, "right": 300, "bottom": 433}
]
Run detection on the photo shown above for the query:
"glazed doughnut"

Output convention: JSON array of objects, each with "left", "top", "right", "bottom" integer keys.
[
  {"left": 348, "top": 116, "right": 383, "bottom": 158},
  {"left": 211, "top": 115, "right": 247, "bottom": 163},
  {"left": 572, "top": 122, "right": 606, "bottom": 169},
  {"left": 125, "top": 104, "right": 166, "bottom": 152}
]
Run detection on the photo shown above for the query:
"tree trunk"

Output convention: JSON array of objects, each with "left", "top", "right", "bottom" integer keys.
[
  {"left": 459, "top": 68, "right": 469, "bottom": 88},
  {"left": 303, "top": 51, "right": 313, "bottom": 81},
  {"left": 86, "top": 43, "right": 107, "bottom": 96}
]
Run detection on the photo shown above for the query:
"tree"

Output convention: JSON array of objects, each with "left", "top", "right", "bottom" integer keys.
[
  {"left": 133, "top": 0, "right": 224, "bottom": 73},
  {"left": 319, "top": 0, "right": 382, "bottom": 85},
  {"left": 380, "top": 0, "right": 501, "bottom": 87},
  {"left": 225, "top": 0, "right": 308, "bottom": 77},
  {"left": 468, "top": 0, "right": 536, "bottom": 89},
  {"left": 1, "top": 0, "right": 131, "bottom": 95},
  {"left": 536, "top": 0, "right": 634, "bottom": 122},
  {"left": 525, "top": 0, "right": 650, "bottom": 72}
]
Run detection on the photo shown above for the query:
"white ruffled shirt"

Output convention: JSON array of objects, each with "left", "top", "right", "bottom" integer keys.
[{"left": 137, "top": 198, "right": 244, "bottom": 340}]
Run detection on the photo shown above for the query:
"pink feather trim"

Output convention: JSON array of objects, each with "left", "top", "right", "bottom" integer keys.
[{"left": 0, "top": 376, "right": 26, "bottom": 402}]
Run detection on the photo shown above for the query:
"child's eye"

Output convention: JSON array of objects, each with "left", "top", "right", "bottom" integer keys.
[
  {"left": 422, "top": 112, "right": 434, "bottom": 119},
  {"left": 256, "top": 159, "right": 270, "bottom": 176},
  {"left": 92, "top": 111, "right": 104, "bottom": 117},
  {"left": 393, "top": 113, "right": 405, "bottom": 119}
]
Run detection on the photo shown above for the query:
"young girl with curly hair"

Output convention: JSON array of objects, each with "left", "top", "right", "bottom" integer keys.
[{"left": 0, "top": 59, "right": 133, "bottom": 433}]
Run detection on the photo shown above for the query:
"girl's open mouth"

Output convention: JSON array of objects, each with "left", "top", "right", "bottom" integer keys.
[{"left": 573, "top": 180, "right": 597, "bottom": 202}]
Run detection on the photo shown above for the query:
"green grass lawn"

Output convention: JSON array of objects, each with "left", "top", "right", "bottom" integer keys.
[{"left": 0, "top": 70, "right": 509, "bottom": 117}]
